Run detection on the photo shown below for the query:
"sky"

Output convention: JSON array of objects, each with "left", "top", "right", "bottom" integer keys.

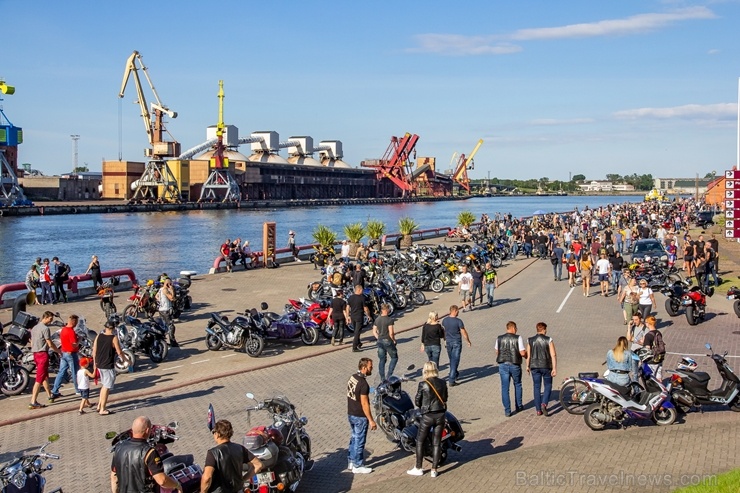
[{"left": 2, "top": 0, "right": 740, "bottom": 181}]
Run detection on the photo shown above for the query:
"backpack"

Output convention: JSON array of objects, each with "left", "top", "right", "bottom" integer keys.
[
  {"left": 651, "top": 330, "right": 666, "bottom": 363},
  {"left": 549, "top": 251, "right": 558, "bottom": 265}
]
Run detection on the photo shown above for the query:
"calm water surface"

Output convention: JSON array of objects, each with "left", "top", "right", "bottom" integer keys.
[{"left": 0, "top": 196, "right": 640, "bottom": 285}]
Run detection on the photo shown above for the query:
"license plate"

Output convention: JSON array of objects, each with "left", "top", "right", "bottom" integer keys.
[
  {"left": 681, "top": 299, "right": 692, "bottom": 305},
  {"left": 254, "top": 471, "right": 275, "bottom": 484},
  {"left": 728, "top": 296, "right": 734, "bottom": 300}
]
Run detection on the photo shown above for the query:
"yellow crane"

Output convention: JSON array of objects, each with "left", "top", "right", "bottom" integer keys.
[{"left": 452, "top": 139, "right": 483, "bottom": 194}]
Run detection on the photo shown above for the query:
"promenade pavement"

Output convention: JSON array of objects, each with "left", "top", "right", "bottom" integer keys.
[{"left": 1, "top": 235, "right": 739, "bottom": 492}]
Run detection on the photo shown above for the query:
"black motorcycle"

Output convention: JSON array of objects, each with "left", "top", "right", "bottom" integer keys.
[
  {"left": 204, "top": 312, "right": 265, "bottom": 357},
  {"left": 668, "top": 343, "right": 740, "bottom": 413},
  {"left": 660, "top": 278, "right": 692, "bottom": 316},
  {"left": 114, "top": 315, "right": 169, "bottom": 364},
  {"left": 373, "top": 366, "right": 465, "bottom": 466},
  {"left": 726, "top": 286, "right": 740, "bottom": 318},
  {"left": 0, "top": 434, "right": 62, "bottom": 493},
  {"left": 0, "top": 337, "right": 30, "bottom": 397}
]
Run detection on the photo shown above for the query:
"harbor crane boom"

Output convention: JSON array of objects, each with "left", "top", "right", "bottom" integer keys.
[
  {"left": 452, "top": 139, "right": 483, "bottom": 194},
  {"left": 118, "top": 50, "right": 180, "bottom": 159}
]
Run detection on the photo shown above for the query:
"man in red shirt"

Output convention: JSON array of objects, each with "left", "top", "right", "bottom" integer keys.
[
  {"left": 220, "top": 239, "right": 232, "bottom": 272},
  {"left": 51, "top": 314, "right": 80, "bottom": 398}
]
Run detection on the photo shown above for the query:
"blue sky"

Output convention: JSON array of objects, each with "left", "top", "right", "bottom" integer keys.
[{"left": 2, "top": 0, "right": 739, "bottom": 181}]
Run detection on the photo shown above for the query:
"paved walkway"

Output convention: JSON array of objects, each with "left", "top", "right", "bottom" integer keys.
[{"left": 1, "top": 234, "right": 738, "bottom": 492}]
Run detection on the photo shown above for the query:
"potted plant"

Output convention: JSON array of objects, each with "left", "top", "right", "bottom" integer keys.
[
  {"left": 312, "top": 224, "right": 337, "bottom": 250},
  {"left": 457, "top": 210, "right": 476, "bottom": 230},
  {"left": 344, "top": 222, "right": 366, "bottom": 256},
  {"left": 398, "top": 217, "right": 419, "bottom": 248}
]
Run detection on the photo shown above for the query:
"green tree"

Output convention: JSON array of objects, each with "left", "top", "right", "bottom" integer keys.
[
  {"left": 572, "top": 174, "right": 586, "bottom": 182},
  {"left": 606, "top": 174, "right": 621, "bottom": 183}
]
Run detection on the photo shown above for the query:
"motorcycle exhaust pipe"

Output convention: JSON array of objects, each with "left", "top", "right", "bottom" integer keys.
[
  {"left": 450, "top": 443, "right": 462, "bottom": 452},
  {"left": 204, "top": 327, "right": 217, "bottom": 336},
  {"left": 672, "top": 392, "right": 694, "bottom": 407},
  {"left": 593, "top": 411, "right": 611, "bottom": 422}
]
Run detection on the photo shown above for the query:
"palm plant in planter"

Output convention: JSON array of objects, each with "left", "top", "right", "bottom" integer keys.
[
  {"left": 398, "top": 217, "right": 419, "bottom": 248},
  {"left": 366, "top": 220, "right": 386, "bottom": 240},
  {"left": 457, "top": 210, "right": 476, "bottom": 229},
  {"left": 344, "top": 222, "right": 365, "bottom": 256},
  {"left": 312, "top": 224, "right": 337, "bottom": 250}
]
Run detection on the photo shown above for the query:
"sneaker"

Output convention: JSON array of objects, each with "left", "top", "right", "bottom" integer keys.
[
  {"left": 48, "top": 397, "right": 55, "bottom": 403},
  {"left": 347, "top": 461, "right": 353, "bottom": 471},
  {"left": 29, "top": 402, "right": 45, "bottom": 410},
  {"left": 50, "top": 392, "right": 63, "bottom": 399},
  {"left": 407, "top": 467, "right": 424, "bottom": 476},
  {"left": 431, "top": 470, "right": 438, "bottom": 478},
  {"left": 352, "top": 465, "right": 372, "bottom": 474}
]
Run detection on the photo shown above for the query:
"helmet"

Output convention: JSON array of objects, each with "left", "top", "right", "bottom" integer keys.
[
  {"left": 677, "top": 357, "right": 697, "bottom": 372},
  {"left": 636, "top": 347, "right": 654, "bottom": 363},
  {"left": 147, "top": 280, "right": 154, "bottom": 286},
  {"left": 387, "top": 375, "right": 402, "bottom": 393}
]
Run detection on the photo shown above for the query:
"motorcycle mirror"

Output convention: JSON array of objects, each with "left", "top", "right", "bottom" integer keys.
[
  {"left": 246, "top": 392, "right": 255, "bottom": 400},
  {"left": 260, "top": 302, "right": 268, "bottom": 310},
  {"left": 105, "top": 431, "right": 117, "bottom": 440},
  {"left": 167, "top": 421, "right": 178, "bottom": 429},
  {"left": 705, "top": 343, "right": 712, "bottom": 351},
  {"left": 207, "top": 404, "right": 216, "bottom": 432},
  {"left": 46, "top": 464, "right": 53, "bottom": 471},
  {"left": 47, "top": 434, "right": 60, "bottom": 443},
  {"left": 54, "top": 312, "right": 61, "bottom": 318},
  {"left": 300, "top": 417, "right": 308, "bottom": 425}
]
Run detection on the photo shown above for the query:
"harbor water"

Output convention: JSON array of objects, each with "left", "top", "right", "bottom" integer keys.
[{"left": 0, "top": 195, "right": 640, "bottom": 285}]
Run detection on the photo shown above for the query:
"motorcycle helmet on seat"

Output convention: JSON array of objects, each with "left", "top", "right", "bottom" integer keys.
[
  {"left": 387, "top": 375, "right": 402, "bottom": 393},
  {"left": 677, "top": 357, "right": 698, "bottom": 372}
]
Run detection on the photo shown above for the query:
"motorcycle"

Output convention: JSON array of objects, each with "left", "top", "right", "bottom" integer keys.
[
  {"left": 123, "top": 281, "right": 159, "bottom": 319},
  {"left": 114, "top": 315, "right": 169, "bottom": 364},
  {"left": 660, "top": 278, "right": 692, "bottom": 317},
  {"left": 204, "top": 312, "right": 265, "bottom": 357},
  {"left": 582, "top": 353, "right": 677, "bottom": 430},
  {"left": 373, "top": 365, "right": 465, "bottom": 466},
  {"left": 667, "top": 343, "right": 740, "bottom": 413},
  {"left": 0, "top": 434, "right": 62, "bottom": 493},
  {"left": 18, "top": 314, "right": 95, "bottom": 377},
  {"left": 97, "top": 277, "right": 119, "bottom": 319},
  {"left": 726, "top": 286, "right": 740, "bottom": 318},
  {"left": 248, "top": 303, "right": 320, "bottom": 346},
  {"left": 681, "top": 285, "right": 713, "bottom": 326},
  {"left": 209, "top": 392, "right": 311, "bottom": 492},
  {"left": 306, "top": 279, "right": 337, "bottom": 301},
  {"left": 0, "top": 337, "right": 30, "bottom": 396},
  {"left": 107, "top": 422, "right": 202, "bottom": 493}
]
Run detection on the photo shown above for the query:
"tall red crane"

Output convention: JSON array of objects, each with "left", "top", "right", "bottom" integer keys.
[{"left": 361, "top": 133, "right": 419, "bottom": 196}]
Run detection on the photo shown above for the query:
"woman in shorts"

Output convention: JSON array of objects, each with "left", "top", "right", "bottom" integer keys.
[{"left": 579, "top": 252, "right": 593, "bottom": 297}]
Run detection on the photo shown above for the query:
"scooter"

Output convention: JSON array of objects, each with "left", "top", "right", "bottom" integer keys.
[
  {"left": 668, "top": 343, "right": 740, "bottom": 413},
  {"left": 0, "top": 434, "right": 62, "bottom": 493},
  {"left": 582, "top": 353, "right": 677, "bottom": 430},
  {"left": 204, "top": 312, "right": 265, "bottom": 357},
  {"left": 681, "top": 285, "right": 713, "bottom": 326},
  {"left": 373, "top": 365, "right": 465, "bottom": 466},
  {"left": 107, "top": 422, "right": 201, "bottom": 493}
]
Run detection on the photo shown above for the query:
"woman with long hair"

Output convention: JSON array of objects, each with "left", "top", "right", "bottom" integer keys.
[
  {"left": 407, "top": 361, "right": 448, "bottom": 478},
  {"left": 580, "top": 252, "right": 592, "bottom": 297},
  {"left": 605, "top": 336, "right": 638, "bottom": 386},
  {"left": 419, "top": 312, "right": 445, "bottom": 367}
]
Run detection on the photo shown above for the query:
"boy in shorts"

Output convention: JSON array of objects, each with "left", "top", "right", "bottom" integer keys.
[{"left": 77, "top": 357, "right": 95, "bottom": 415}]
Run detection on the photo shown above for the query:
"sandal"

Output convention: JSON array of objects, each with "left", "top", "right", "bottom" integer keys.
[
  {"left": 99, "top": 409, "right": 114, "bottom": 416},
  {"left": 79, "top": 410, "right": 85, "bottom": 415}
]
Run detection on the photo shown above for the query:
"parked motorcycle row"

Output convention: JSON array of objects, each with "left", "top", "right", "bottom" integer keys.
[{"left": 560, "top": 343, "right": 739, "bottom": 432}]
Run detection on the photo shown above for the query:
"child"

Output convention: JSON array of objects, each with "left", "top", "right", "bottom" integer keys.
[{"left": 77, "top": 357, "right": 95, "bottom": 415}]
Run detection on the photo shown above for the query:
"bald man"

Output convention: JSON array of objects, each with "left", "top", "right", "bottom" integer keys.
[{"left": 111, "top": 416, "right": 183, "bottom": 493}]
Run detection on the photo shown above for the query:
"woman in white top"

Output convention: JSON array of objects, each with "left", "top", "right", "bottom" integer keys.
[{"left": 637, "top": 279, "right": 656, "bottom": 320}]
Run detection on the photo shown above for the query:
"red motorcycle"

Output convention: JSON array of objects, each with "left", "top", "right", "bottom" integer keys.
[
  {"left": 286, "top": 298, "right": 332, "bottom": 338},
  {"left": 681, "top": 286, "right": 713, "bottom": 326}
]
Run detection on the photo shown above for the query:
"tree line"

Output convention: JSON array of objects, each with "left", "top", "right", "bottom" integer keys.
[{"left": 472, "top": 173, "right": 656, "bottom": 192}]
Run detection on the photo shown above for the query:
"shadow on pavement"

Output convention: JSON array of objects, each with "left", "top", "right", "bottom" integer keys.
[
  {"left": 112, "top": 384, "right": 225, "bottom": 412},
  {"left": 442, "top": 436, "right": 501, "bottom": 473},
  {"left": 457, "top": 364, "right": 498, "bottom": 385},
  {"left": 493, "top": 297, "right": 521, "bottom": 307}
]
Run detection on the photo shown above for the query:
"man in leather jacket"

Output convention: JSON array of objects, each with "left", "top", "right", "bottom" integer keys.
[
  {"left": 110, "top": 416, "right": 183, "bottom": 493},
  {"left": 495, "top": 321, "right": 528, "bottom": 417},
  {"left": 407, "top": 361, "right": 448, "bottom": 478},
  {"left": 201, "top": 419, "right": 262, "bottom": 493}
]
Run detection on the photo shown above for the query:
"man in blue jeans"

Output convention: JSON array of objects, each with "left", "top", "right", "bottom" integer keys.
[
  {"left": 372, "top": 304, "right": 397, "bottom": 381},
  {"left": 51, "top": 314, "right": 80, "bottom": 398},
  {"left": 526, "top": 322, "right": 557, "bottom": 416},
  {"left": 347, "top": 358, "right": 376, "bottom": 474},
  {"left": 495, "top": 321, "right": 528, "bottom": 417},
  {"left": 441, "top": 305, "right": 472, "bottom": 386}
]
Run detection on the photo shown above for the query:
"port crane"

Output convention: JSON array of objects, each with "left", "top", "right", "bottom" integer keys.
[
  {"left": 119, "top": 50, "right": 182, "bottom": 202},
  {"left": 452, "top": 139, "right": 483, "bottom": 194},
  {"left": 0, "top": 80, "right": 30, "bottom": 206},
  {"left": 361, "top": 133, "right": 419, "bottom": 197}
]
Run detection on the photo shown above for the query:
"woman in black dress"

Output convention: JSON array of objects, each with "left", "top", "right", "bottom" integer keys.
[{"left": 85, "top": 255, "right": 103, "bottom": 289}]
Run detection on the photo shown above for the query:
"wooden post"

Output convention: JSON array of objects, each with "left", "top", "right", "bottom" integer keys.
[{"left": 263, "top": 222, "right": 276, "bottom": 268}]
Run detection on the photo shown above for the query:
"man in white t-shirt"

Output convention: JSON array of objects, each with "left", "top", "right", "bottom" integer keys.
[
  {"left": 595, "top": 253, "right": 612, "bottom": 297},
  {"left": 457, "top": 265, "right": 474, "bottom": 311}
]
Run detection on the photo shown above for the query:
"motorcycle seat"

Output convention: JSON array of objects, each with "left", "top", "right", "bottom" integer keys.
[
  {"left": 686, "top": 371, "right": 711, "bottom": 384},
  {"left": 264, "top": 312, "right": 281, "bottom": 321},
  {"left": 162, "top": 454, "right": 194, "bottom": 475},
  {"left": 604, "top": 380, "right": 633, "bottom": 398}
]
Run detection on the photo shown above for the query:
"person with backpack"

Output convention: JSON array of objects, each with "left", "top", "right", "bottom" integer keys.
[
  {"left": 52, "top": 256, "right": 70, "bottom": 303},
  {"left": 640, "top": 316, "right": 666, "bottom": 380}
]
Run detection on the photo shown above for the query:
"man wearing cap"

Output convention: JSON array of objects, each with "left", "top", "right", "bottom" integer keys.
[
  {"left": 289, "top": 231, "right": 301, "bottom": 262},
  {"left": 93, "top": 320, "right": 130, "bottom": 415}
]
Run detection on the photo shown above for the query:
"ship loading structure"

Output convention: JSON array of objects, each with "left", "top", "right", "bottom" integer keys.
[{"left": 0, "top": 80, "right": 30, "bottom": 206}]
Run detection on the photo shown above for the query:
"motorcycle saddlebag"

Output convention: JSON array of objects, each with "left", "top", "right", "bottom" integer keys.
[
  {"left": 5, "top": 325, "right": 31, "bottom": 345},
  {"left": 160, "top": 464, "right": 202, "bottom": 493},
  {"left": 13, "top": 311, "right": 38, "bottom": 330}
]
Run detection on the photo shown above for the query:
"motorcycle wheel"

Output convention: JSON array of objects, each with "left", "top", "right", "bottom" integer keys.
[
  {"left": 559, "top": 378, "right": 597, "bottom": 415},
  {"left": 664, "top": 298, "right": 680, "bottom": 317},
  {"left": 437, "top": 448, "right": 448, "bottom": 466},
  {"left": 430, "top": 279, "right": 444, "bottom": 293},
  {"left": 147, "top": 339, "right": 169, "bottom": 363},
  {"left": 205, "top": 334, "right": 223, "bottom": 351},
  {"left": 1, "top": 366, "right": 29, "bottom": 396},
  {"left": 583, "top": 403, "right": 606, "bottom": 430},
  {"left": 21, "top": 351, "right": 36, "bottom": 374},
  {"left": 301, "top": 325, "right": 319, "bottom": 346},
  {"left": 244, "top": 334, "right": 265, "bottom": 358},
  {"left": 101, "top": 300, "right": 117, "bottom": 319},
  {"left": 123, "top": 304, "right": 139, "bottom": 318},
  {"left": 439, "top": 273, "right": 452, "bottom": 286},
  {"left": 411, "top": 290, "right": 426, "bottom": 306},
  {"left": 734, "top": 300, "right": 740, "bottom": 318},
  {"left": 685, "top": 306, "right": 699, "bottom": 326},
  {"left": 652, "top": 406, "right": 677, "bottom": 426},
  {"left": 115, "top": 349, "right": 135, "bottom": 374},
  {"left": 492, "top": 256, "right": 503, "bottom": 268},
  {"left": 393, "top": 294, "right": 408, "bottom": 310},
  {"left": 320, "top": 322, "right": 334, "bottom": 339},
  {"left": 307, "top": 287, "right": 321, "bottom": 301}
]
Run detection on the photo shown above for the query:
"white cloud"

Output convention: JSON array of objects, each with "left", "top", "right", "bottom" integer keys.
[
  {"left": 410, "top": 7, "right": 716, "bottom": 55},
  {"left": 708, "top": 48, "right": 720, "bottom": 55},
  {"left": 614, "top": 103, "right": 736, "bottom": 120},
  {"left": 529, "top": 118, "right": 595, "bottom": 126}
]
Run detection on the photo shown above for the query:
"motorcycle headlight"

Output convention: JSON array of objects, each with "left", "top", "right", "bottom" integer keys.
[{"left": 11, "top": 470, "right": 27, "bottom": 489}]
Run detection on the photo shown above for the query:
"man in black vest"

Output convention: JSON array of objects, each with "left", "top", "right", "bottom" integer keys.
[
  {"left": 495, "top": 321, "right": 528, "bottom": 417},
  {"left": 526, "top": 322, "right": 557, "bottom": 417},
  {"left": 110, "top": 416, "right": 183, "bottom": 493},
  {"left": 201, "top": 419, "right": 263, "bottom": 493}
]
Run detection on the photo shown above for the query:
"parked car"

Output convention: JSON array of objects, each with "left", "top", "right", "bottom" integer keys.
[
  {"left": 695, "top": 210, "right": 715, "bottom": 229},
  {"left": 630, "top": 238, "right": 668, "bottom": 264}
]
